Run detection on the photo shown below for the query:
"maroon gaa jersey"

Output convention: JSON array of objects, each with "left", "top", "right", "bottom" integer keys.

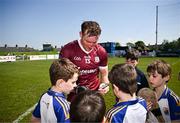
[{"left": 59, "top": 40, "right": 108, "bottom": 90}]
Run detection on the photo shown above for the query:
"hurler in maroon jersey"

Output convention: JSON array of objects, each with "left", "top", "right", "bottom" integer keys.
[{"left": 59, "top": 21, "right": 109, "bottom": 101}]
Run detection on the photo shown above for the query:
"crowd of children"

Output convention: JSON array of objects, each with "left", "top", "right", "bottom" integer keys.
[{"left": 31, "top": 56, "right": 180, "bottom": 123}]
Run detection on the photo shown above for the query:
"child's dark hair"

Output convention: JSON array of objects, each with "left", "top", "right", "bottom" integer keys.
[
  {"left": 70, "top": 90, "right": 106, "bottom": 122},
  {"left": 109, "top": 63, "right": 137, "bottom": 96},
  {"left": 126, "top": 50, "right": 139, "bottom": 61}
]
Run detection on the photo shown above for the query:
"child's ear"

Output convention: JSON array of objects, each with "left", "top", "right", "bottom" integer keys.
[
  {"left": 57, "top": 79, "right": 64, "bottom": 86},
  {"left": 113, "top": 84, "right": 119, "bottom": 92},
  {"left": 164, "top": 75, "right": 170, "bottom": 82},
  {"left": 113, "top": 84, "right": 121, "bottom": 98}
]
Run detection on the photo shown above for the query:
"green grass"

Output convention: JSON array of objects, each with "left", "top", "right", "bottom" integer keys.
[
  {"left": 0, "top": 60, "right": 52, "bottom": 122},
  {"left": 0, "top": 57, "right": 179, "bottom": 122}
]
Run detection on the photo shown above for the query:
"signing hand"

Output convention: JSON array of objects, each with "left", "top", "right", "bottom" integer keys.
[{"left": 98, "top": 83, "right": 109, "bottom": 95}]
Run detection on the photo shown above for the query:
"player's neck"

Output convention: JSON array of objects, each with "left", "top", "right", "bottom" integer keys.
[{"left": 80, "top": 39, "right": 92, "bottom": 52}]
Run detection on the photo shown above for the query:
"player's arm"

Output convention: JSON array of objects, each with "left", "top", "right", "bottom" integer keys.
[
  {"left": 97, "top": 46, "right": 109, "bottom": 94},
  {"left": 98, "top": 66, "right": 109, "bottom": 94},
  {"left": 31, "top": 115, "right": 40, "bottom": 123},
  {"left": 100, "top": 66, "right": 109, "bottom": 84}
]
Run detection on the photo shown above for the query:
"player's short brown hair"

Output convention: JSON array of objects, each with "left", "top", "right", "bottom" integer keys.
[{"left": 81, "top": 21, "right": 101, "bottom": 36}]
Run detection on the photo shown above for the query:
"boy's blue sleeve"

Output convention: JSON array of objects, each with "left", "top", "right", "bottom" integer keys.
[
  {"left": 168, "top": 92, "right": 180, "bottom": 120},
  {"left": 32, "top": 101, "right": 41, "bottom": 118}
]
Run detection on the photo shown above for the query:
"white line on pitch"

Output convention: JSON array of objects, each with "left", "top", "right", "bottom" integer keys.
[{"left": 13, "top": 103, "right": 37, "bottom": 123}]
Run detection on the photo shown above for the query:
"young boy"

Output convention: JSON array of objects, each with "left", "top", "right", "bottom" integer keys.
[
  {"left": 138, "top": 88, "right": 162, "bottom": 123},
  {"left": 105, "top": 63, "right": 147, "bottom": 123},
  {"left": 70, "top": 90, "right": 106, "bottom": 122},
  {"left": 147, "top": 59, "right": 180, "bottom": 122},
  {"left": 31, "top": 58, "right": 79, "bottom": 123},
  {"left": 125, "top": 50, "right": 149, "bottom": 93}
]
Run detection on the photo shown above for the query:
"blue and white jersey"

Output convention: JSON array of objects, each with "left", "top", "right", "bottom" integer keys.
[
  {"left": 105, "top": 98, "right": 147, "bottom": 123},
  {"left": 32, "top": 89, "right": 70, "bottom": 123},
  {"left": 158, "top": 87, "right": 180, "bottom": 122}
]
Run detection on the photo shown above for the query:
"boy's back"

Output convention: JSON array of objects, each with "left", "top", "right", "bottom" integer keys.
[
  {"left": 106, "top": 98, "right": 147, "bottom": 123},
  {"left": 106, "top": 63, "right": 147, "bottom": 123}
]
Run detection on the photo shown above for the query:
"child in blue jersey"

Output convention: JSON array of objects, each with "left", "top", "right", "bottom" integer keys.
[
  {"left": 31, "top": 58, "right": 79, "bottom": 123},
  {"left": 147, "top": 59, "right": 180, "bottom": 122},
  {"left": 105, "top": 63, "right": 147, "bottom": 123}
]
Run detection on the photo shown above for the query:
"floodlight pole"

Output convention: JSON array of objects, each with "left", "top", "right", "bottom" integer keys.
[{"left": 155, "top": 5, "right": 158, "bottom": 51}]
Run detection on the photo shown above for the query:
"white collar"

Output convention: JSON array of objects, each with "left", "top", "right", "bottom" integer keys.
[{"left": 78, "top": 39, "right": 93, "bottom": 54}]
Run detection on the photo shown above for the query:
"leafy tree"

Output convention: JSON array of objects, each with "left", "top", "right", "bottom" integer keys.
[
  {"left": 126, "top": 42, "right": 135, "bottom": 47},
  {"left": 135, "top": 41, "right": 145, "bottom": 47},
  {"left": 161, "top": 38, "right": 180, "bottom": 51},
  {"left": 135, "top": 41, "right": 149, "bottom": 51},
  {"left": 175, "top": 37, "right": 180, "bottom": 49},
  {"left": 115, "top": 42, "right": 121, "bottom": 47}
]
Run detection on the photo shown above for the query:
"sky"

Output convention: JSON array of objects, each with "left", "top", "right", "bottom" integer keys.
[{"left": 0, "top": 0, "right": 180, "bottom": 50}]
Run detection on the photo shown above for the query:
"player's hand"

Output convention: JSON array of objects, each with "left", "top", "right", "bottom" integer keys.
[{"left": 98, "top": 83, "right": 109, "bottom": 95}]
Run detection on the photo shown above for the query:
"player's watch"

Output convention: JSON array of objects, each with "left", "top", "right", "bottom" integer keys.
[{"left": 100, "top": 83, "right": 109, "bottom": 89}]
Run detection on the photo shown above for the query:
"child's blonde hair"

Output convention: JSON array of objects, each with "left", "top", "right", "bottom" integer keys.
[{"left": 138, "top": 88, "right": 157, "bottom": 109}]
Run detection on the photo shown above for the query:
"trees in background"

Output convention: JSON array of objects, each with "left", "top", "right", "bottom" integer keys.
[
  {"left": 135, "top": 41, "right": 149, "bottom": 51},
  {"left": 126, "top": 37, "right": 180, "bottom": 52},
  {"left": 161, "top": 37, "right": 180, "bottom": 51},
  {"left": 115, "top": 42, "right": 121, "bottom": 47},
  {"left": 126, "top": 42, "right": 135, "bottom": 48}
]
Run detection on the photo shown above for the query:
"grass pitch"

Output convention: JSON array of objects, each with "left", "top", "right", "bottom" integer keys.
[{"left": 0, "top": 57, "right": 179, "bottom": 122}]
